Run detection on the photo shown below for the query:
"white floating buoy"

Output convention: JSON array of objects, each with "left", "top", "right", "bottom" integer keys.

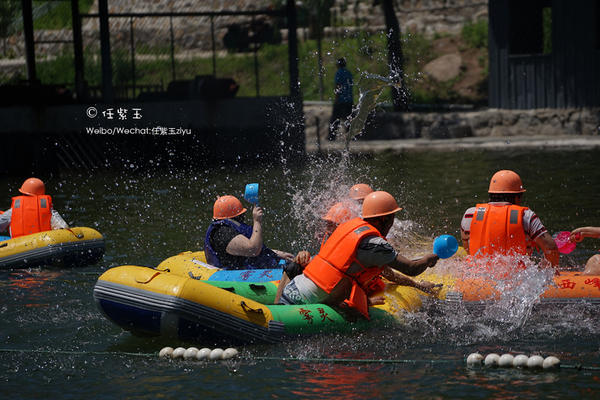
[
  {"left": 543, "top": 356, "right": 560, "bottom": 369},
  {"left": 484, "top": 353, "right": 500, "bottom": 367},
  {"left": 209, "top": 348, "right": 224, "bottom": 360},
  {"left": 466, "top": 353, "right": 483, "bottom": 366},
  {"left": 527, "top": 355, "right": 544, "bottom": 369},
  {"left": 183, "top": 347, "right": 199, "bottom": 360},
  {"left": 172, "top": 347, "right": 186, "bottom": 359},
  {"left": 222, "top": 348, "right": 239, "bottom": 360},
  {"left": 513, "top": 354, "right": 529, "bottom": 368},
  {"left": 196, "top": 348, "right": 211, "bottom": 360},
  {"left": 159, "top": 347, "right": 174, "bottom": 358},
  {"left": 498, "top": 354, "right": 515, "bottom": 368}
]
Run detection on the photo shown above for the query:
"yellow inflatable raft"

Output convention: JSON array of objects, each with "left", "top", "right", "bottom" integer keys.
[
  {"left": 94, "top": 259, "right": 433, "bottom": 343},
  {"left": 0, "top": 227, "right": 105, "bottom": 269}
]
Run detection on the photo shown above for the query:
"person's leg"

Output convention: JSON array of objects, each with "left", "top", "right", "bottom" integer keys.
[
  {"left": 329, "top": 103, "right": 343, "bottom": 141},
  {"left": 583, "top": 254, "right": 600, "bottom": 275},
  {"left": 339, "top": 103, "right": 354, "bottom": 138},
  {"left": 274, "top": 272, "right": 290, "bottom": 304}
]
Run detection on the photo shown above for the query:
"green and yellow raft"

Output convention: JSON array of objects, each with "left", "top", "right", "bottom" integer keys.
[
  {"left": 0, "top": 227, "right": 105, "bottom": 269},
  {"left": 94, "top": 251, "right": 434, "bottom": 343}
]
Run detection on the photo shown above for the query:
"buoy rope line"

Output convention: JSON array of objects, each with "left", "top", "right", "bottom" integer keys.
[{"left": 0, "top": 348, "right": 599, "bottom": 371}]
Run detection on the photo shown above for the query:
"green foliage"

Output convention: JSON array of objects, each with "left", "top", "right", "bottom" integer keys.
[
  {"left": 0, "top": 0, "right": 21, "bottom": 38},
  {"left": 36, "top": 50, "right": 75, "bottom": 84},
  {"left": 461, "top": 19, "right": 488, "bottom": 49},
  {"left": 542, "top": 7, "right": 552, "bottom": 54},
  {"left": 22, "top": 28, "right": 486, "bottom": 104},
  {"left": 33, "top": 0, "right": 95, "bottom": 30}
]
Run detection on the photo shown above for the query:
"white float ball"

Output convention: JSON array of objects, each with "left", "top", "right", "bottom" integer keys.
[
  {"left": 183, "top": 348, "right": 199, "bottom": 360},
  {"left": 172, "top": 347, "right": 186, "bottom": 359},
  {"left": 159, "top": 347, "right": 174, "bottom": 358},
  {"left": 543, "top": 356, "right": 560, "bottom": 369},
  {"left": 484, "top": 353, "right": 500, "bottom": 367},
  {"left": 513, "top": 354, "right": 529, "bottom": 368},
  {"left": 222, "top": 348, "right": 239, "bottom": 360},
  {"left": 527, "top": 355, "right": 544, "bottom": 369},
  {"left": 209, "top": 348, "right": 224, "bottom": 360},
  {"left": 498, "top": 354, "right": 514, "bottom": 368},
  {"left": 466, "top": 353, "right": 483, "bottom": 366},
  {"left": 196, "top": 348, "right": 211, "bottom": 360}
]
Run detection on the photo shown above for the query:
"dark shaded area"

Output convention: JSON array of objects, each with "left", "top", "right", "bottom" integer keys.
[
  {"left": 0, "top": 1, "right": 304, "bottom": 175},
  {"left": 489, "top": 0, "right": 600, "bottom": 108}
]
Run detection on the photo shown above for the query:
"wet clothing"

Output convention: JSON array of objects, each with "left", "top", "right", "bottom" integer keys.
[
  {"left": 328, "top": 67, "right": 354, "bottom": 141},
  {"left": 204, "top": 218, "right": 282, "bottom": 269},
  {"left": 280, "top": 219, "right": 398, "bottom": 318},
  {"left": 302, "top": 218, "right": 384, "bottom": 319},
  {"left": 334, "top": 67, "right": 353, "bottom": 103},
  {"left": 0, "top": 195, "right": 68, "bottom": 238},
  {"left": 461, "top": 202, "right": 546, "bottom": 256}
]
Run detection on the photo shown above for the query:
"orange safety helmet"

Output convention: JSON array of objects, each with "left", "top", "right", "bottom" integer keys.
[
  {"left": 488, "top": 170, "right": 526, "bottom": 194},
  {"left": 19, "top": 177, "right": 46, "bottom": 196},
  {"left": 322, "top": 202, "right": 353, "bottom": 225},
  {"left": 213, "top": 195, "right": 247, "bottom": 220},
  {"left": 349, "top": 183, "right": 374, "bottom": 200},
  {"left": 362, "top": 191, "right": 402, "bottom": 218}
]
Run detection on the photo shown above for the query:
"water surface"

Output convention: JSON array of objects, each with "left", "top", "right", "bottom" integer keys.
[{"left": 1, "top": 148, "right": 599, "bottom": 399}]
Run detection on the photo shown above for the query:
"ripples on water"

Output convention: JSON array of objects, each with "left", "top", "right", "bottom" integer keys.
[{"left": 1, "top": 149, "right": 600, "bottom": 398}]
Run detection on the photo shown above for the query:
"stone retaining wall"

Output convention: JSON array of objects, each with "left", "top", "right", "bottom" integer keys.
[{"left": 304, "top": 103, "right": 600, "bottom": 144}]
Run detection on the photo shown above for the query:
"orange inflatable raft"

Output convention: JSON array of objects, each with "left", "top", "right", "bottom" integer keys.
[{"left": 444, "top": 271, "right": 600, "bottom": 304}]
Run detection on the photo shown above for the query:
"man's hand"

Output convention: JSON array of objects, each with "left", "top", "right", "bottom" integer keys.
[
  {"left": 416, "top": 281, "right": 443, "bottom": 296},
  {"left": 252, "top": 206, "right": 264, "bottom": 224},
  {"left": 294, "top": 250, "right": 311, "bottom": 266},
  {"left": 367, "top": 295, "right": 385, "bottom": 306}
]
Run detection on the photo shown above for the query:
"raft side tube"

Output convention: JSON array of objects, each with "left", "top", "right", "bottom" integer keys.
[
  {"left": 0, "top": 227, "right": 105, "bottom": 269},
  {"left": 95, "top": 266, "right": 285, "bottom": 343}
]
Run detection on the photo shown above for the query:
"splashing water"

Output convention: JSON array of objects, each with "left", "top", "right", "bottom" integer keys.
[
  {"left": 344, "top": 72, "right": 402, "bottom": 147},
  {"left": 429, "top": 253, "right": 557, "bottom": 342},
  {"left": 282, "top": 72, "right": 407, "bottom": 250}
]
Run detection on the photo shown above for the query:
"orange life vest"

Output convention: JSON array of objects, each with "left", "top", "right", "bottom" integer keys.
[
  {"left": 468, "top": 203, "right": 529, "bottom": 257},
  {"left": 10, "top": 195, "right": 53, "bottom": 238},
  {"left": 303, "top": 217, "right": 384, "bottom": 320}
]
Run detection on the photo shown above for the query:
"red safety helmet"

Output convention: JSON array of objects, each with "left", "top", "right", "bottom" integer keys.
[
  {"left": 362, "top": 191, "right": 402, "bottom": 218},
  {"left": 19, "top": 177, "right": 46, "bottom": 196},
  {"left": 349, "top": 183, "right": 374, "bottom": 200},
  {"left": 213, "top": 195, "right": 247, "bottom": 220},
  {"left": 488, "top": 170, "right": 526, "bottom": 193},
  {"left": 322, "top": 202, "right": 353, "bottom": 225}
]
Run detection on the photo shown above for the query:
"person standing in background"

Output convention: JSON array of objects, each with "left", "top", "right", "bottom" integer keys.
[{"left": 328, "top": 57, "right": 354, "bottom": 141}]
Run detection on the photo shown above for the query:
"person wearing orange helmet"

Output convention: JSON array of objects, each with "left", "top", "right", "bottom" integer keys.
[
  {"left": 460, "top": 170, "right": 558, "bottom": 267},
  {"left": 349, "top": 183, "right": 373, "bottom": 203},
  {"left": 569, "top": 227, "right": 600, "bottom": 275},
  {"left": 278, "top": 191, "right": 439, "bottom": 319},
  {"left": 0, "top": 178, "right": 68, "bottom": 238},
  {"left": 320, "top": 201, "right": 354, "bottom": 246},
  {"left": 204, "top": 195, "right": 308, "bottom": 270}
]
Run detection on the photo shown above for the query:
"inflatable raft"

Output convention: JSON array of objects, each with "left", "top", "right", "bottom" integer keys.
[
  {"left": 155, "top": 250, "right": 284, "bottom": 282},
  {"left": 93, "top": 261, "right": 430, "bottom": 343},
  {"left": 0, "top": 227, "right": 105, "bottom": 269},
  {"left": 442, "top": 271, "right": 600, "bottom": 306}
]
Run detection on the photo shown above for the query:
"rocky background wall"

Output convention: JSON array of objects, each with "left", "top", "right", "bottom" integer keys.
[
  {"left": 304, "top": 104, "right": 600, "bottom": 143},
  {"left": 2, "top": 0, "right": 488, "bottom": 59}
]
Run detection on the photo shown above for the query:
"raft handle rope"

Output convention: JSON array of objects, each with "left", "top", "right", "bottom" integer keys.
[
  {"left": 240, "top": 301, "right": 264, "bottom": 314},
  {"left": 66, "top": 228, "right": 84, "bottom": 239},
  {"left": 1, "top": 348, "right": 600, "bottom": 372}
]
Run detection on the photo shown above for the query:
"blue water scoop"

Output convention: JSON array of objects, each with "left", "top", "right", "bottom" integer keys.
[
  {"left": 433, "top": 234, "right": 459, "bottom": 259},
  {"left": 244, "top": 183, "right": 259, "bottom": 206}
]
